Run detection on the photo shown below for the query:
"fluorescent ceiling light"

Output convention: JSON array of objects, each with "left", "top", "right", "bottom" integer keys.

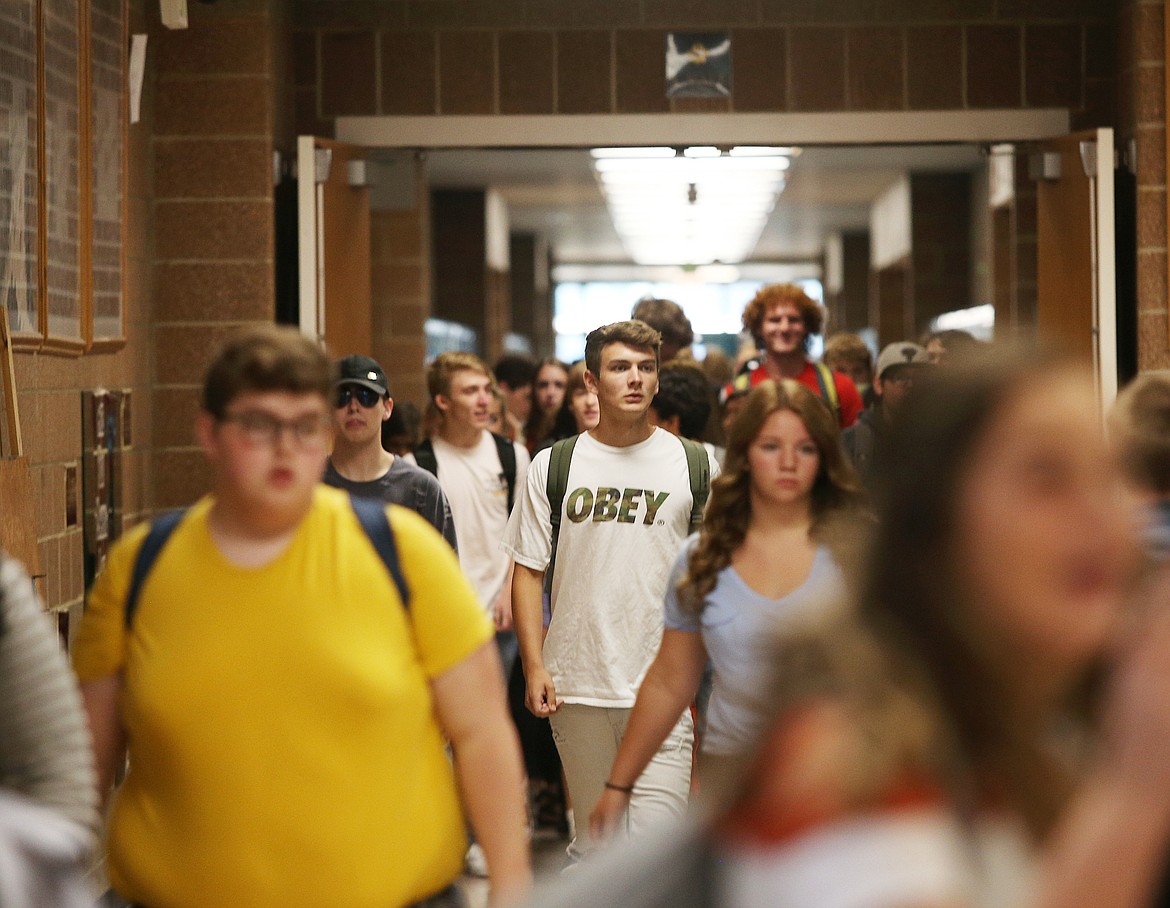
[
  {"left": 729, "top": 145, "right": 800, "bottom": 157},
  {"left": 592, "top": 146, "right": 790, "bottom": 265},
  {"left": 594, "top": 156, "right": 790, "bottom": 174},
  {"left": 590, "top": 147, "right": 676, "bottom": 159}
]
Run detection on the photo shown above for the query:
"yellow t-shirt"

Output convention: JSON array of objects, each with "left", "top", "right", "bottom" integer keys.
[{"left": 72, "top": 486, "right": 493, "bottom": 908}]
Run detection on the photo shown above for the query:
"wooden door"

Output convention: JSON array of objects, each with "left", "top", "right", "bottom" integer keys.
[
  {"left": 296, "top": 137, "right": 372, "bottom": 357},
  {"left": 1034, "top": 128, "right": 1117, "bottom": 408}
]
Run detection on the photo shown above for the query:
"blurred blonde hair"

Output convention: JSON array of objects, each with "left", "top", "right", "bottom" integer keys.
[
  {"left": 426, "top": 352, "right": 492, "bottom": 401},
  {"left": 823, "top": 333, "right": 873, "bottom": 376},
  {"left": 1110, "top": 371, "right": 1170, "bottom": 495}
]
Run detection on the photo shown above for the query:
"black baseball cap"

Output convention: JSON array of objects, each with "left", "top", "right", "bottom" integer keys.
[{"left": 336, "top": 355, "right": 389, "bottom": 397}]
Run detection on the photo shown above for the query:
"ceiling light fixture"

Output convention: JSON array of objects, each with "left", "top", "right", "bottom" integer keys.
[{"left": 591, "top": 146, "right": 794, "bottom": 266}]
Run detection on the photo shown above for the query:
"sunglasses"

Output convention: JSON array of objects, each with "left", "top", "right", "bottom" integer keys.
[{"left": 336, "top": 385, "right": 383, "bottom": 409}]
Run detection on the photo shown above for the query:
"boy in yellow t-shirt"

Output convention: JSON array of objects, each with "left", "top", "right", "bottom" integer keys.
[{"left": 72, "top": 325, "right": 530, "bottom": 908}]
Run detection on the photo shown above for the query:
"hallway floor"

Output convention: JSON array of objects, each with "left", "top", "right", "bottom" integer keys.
[{"left": 458, "top": 829, "right": 570, "bottom": 907}]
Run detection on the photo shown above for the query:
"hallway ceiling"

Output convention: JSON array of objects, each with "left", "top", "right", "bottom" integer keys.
[{"left": 426, "top": 144, "right": 984, "bottom": 267}]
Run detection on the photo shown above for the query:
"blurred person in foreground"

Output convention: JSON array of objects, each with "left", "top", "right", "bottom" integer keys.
[
  {"left": 0, "top": 553, "right": 98, "bottom": 908},
  {"left": 590, "top": 379, "right": 867, "bottom": 843},
  {"left": 1110, "top": 371, "right": 1170, "bottom": 908},
  {"left": 530, "top": 347, "right": 1170, "bottom": 908},
  {"left": 73, "top": 325, "right": 530, "bottom": 908}
]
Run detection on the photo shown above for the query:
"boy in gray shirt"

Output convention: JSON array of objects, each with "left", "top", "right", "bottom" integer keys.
[{"left": 323, "top": 354, "right": 457, "bottom": 551}]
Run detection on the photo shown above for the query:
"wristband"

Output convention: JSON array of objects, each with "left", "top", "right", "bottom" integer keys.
[{"left": 604, "top": 781, "right": 634, "bottom": 795}]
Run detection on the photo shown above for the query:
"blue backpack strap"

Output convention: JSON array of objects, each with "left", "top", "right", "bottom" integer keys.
[
  {"left": 348, "top": 496, "right": 411, "bottom": 610},
  {"left": 125, "top": 509, "right": 186, "bottom": 629}
]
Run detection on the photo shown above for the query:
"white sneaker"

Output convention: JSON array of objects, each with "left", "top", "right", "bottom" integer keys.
[{"left": 464, "top": 842, "right": 489, "bottom": 877}]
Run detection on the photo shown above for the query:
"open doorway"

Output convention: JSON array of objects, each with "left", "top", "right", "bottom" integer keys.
[
  {"left": 422, "top": 142, "right": 994, "bottom": 363},
  {"left": 295, "top": 113, "right": 1124, "bottom": 408}
]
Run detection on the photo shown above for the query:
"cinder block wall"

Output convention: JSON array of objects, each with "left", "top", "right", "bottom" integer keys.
[
  {"left": 911, "top": 173, "right": 973, "bottom": 333},
  {"left": 6, "top": 0, "right": 155, "bottom": 621},
  {"left": 371, "top": 158, "right": 431, "bottom": 407},
  {"left": 288, "top": 0, "right": 1141, "bottom": 366},
  {"left": 1118, "top": 0, "right": 1168, "bottom": 370},
  {"left": 149, "top": 0, "right": 292, "bottom": 510},
  {"left": 292, "top": 2, "right": 1114, "bottom": 122}
]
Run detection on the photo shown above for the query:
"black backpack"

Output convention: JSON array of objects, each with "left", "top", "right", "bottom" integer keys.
[{"left": 413, "top": 432, "right": 518, "bottom": 511}]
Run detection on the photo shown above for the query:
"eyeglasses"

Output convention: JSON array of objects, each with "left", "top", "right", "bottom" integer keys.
[
  {"left": 220, "top": 410, "right": 330, "bottom": 448},
  {"left": 335, "top": 385, "right": 383, "bottom": 409}
]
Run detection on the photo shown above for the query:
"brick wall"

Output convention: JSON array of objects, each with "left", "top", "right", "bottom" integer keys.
[
  {"left": 371, "top": 157, "right": 430, "bottom": 407},
  {"left": 292, "top": 1, "right": 1114, "bottom": 126},
  {"left": 833, "top": 232, "right": 871, "bottom": 334},
  {"left": 150, "top": 0, "right": 287, "bottom": 509},
  {"left": 5, "top": 0, "right": 155, "bottom": 621},
  {"left": 510, "top": 233, "right": 555, "bottom": 358},
  {"left": 1118, "top": 0, "right": 1168, "bottom": 370},
  {"left": 431, "top": 189, "right": 489, "bottom": 342},
  {"left": 289, "top": 0, "right": 1123, "bottom": 358},
  {"left": 911, "top": 173, "right": 973, "bottom": 332}
]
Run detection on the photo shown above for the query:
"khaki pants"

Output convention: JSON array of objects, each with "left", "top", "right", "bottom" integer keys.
[{"left": 550, "top": 703, "right": 693, "bottom": 862}]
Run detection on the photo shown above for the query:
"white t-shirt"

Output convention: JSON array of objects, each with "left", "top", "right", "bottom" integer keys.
[
  {"left": 425, "top": 433, "right": 529, "bottom": 612},
  {"left": 502, "top": 428, "right": 719, "bottom": 707},
  {"left": 530, "top": 804, "right": 1034, "bottom": 908},
  {"left": 722, "top": 810, "right": 1034, "bottom": 908}
]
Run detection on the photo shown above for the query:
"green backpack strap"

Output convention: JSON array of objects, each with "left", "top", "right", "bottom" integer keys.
[
  {"left": 678, "top": 437, "right": 711, "bottom": 535},
  {"left": 813, "top": 362, "right": 841, "bottom": 420},
  {"left": 545, "top": 434, "right": 580, "bottom": 587}
]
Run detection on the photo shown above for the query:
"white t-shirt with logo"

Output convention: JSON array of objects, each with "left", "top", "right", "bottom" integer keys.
[
  {"left": 502, "top": 428, "right": 719, "bottom": 707},
  {"left": 426, "top": 433, "right": 529, "bottom": 612}
]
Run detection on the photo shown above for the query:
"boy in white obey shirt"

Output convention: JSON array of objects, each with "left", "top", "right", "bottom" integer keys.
[{"left": 505, "top": 319, "right": 719, "bottom": 863}]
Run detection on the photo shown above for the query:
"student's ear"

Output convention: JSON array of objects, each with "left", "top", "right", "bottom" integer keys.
[
  {"left": 583, "top": 371, "right": 599, "bottom": 396},
  {"left": 434, "top": 394, "right": 451, "bottom": 415},
  {"left": 195, "top": 411, "right": 219, "bottom": 461},
  {"left": 383, "top": 397, "right": 394, "bottom": 423}
]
